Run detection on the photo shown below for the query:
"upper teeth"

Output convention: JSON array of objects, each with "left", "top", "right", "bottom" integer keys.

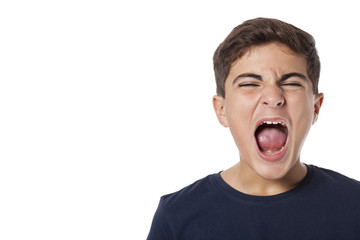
[{"left": 260, "top": 121, "right": 286, "bottom": 126}]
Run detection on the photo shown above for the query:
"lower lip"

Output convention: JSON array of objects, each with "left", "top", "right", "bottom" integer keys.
[{"left": 255, "top": 139, "right": 288, "bottom": 162}]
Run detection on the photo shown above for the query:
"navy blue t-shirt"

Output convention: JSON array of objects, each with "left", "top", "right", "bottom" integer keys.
[{"left": 147, "top": 165, "right": 360, "bottom": 239}]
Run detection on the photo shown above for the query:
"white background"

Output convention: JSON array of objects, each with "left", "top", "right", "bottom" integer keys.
[{"left": 1, "top": 0, "right": 359, "bottom": 239}]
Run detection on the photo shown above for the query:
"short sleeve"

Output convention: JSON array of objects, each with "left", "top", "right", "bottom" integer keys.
[{"left": 146, "top": 198, "right": 174, "bottom": 240}]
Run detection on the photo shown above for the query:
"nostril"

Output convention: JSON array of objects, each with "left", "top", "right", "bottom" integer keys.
[{"left": 262, "top": 99, "right": 284, "bottom": 108}]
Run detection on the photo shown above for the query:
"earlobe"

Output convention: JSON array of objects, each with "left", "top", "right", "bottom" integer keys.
[
  {"left": 313, "top": 93, "right": 324, "bottom": 124},
  {"left": 213, "top": 95, "right": 229, "bottom": 127}
]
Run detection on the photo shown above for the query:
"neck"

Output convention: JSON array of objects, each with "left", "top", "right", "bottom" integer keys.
[{"left": 221, "top": 161, "right": 307, "bottom": 196}]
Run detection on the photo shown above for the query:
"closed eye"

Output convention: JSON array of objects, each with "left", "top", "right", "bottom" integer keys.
[
  {"left": 239, "top": 83, "right": 260, "bottom": 87},
  {"left": 279, "top": 73, "right": 307, "bottom": 88},
  {"left": 281, "top": 82, "right": 303, "bottom": 86}
]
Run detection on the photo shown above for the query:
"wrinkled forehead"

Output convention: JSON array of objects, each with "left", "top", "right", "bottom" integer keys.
[
  {"left": 230, "top": 43, "right": 306, "bottom": 73},
  {"left": 226, "top": 42, "right": 311, "bottom": 86},
  {"left": 235, "top": 42, "right": 303, "bottom": 65}
]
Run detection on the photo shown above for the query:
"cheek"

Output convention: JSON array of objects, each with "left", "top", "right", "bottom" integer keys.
[
  {"left": 286, "top": 91, "right": 314, "bottom": 118},
  {"left": 225, "top": 94, "right": 257, "bottom": 126},
  {"left": 225, "top": 95, "right": 258, "bottom": 145},
  {"left": 288, "top": 97, "right": 314, "bottom": 138}
]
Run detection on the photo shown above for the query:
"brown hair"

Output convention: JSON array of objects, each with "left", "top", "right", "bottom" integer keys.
[{"left": 213, "top": 18, "right": 320, "bottom": 98}]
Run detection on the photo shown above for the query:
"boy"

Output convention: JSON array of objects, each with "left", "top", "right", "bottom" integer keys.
[{"left": 147, "top": 18, "right": 360, "bottom": 239}]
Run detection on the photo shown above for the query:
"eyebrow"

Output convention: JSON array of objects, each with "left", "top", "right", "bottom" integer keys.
[
  {"left": 232, "top": 72, "right": 308, "bottom": 85},
  {"left": 279, "top": 72, "right": 308, "bottom": 82},
  {"left": 232, "top": 73, "right": 262, "bottom": 85}
]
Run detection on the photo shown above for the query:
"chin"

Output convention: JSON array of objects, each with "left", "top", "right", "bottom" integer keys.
[{"left": 252, "top": 158, "right": 295, "bottom": 180}]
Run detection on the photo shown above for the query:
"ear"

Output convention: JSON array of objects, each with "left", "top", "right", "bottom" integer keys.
[
  {"left": 213, "top": 95, "right": 229, "bottom": 127},
  {"left": 312, "top": 93, "right": 324, "bottom": 124}
]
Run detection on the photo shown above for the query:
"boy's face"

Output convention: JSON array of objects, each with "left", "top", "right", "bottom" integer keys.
[{"left": 213, "top": 42, "right": 323, "bottom": 180}]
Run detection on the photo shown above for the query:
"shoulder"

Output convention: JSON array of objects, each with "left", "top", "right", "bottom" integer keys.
[
  {"left": 147, "top": 174, "right": 219, "bottom": 238},
  {"left": 149, "top": 173, "right": 219, "bottom": 234},
  {"left": 310, "top": 165, "right": 360, "bottom": 194},
  {"left": 159, "top": 173, "right": 218, "bottom": 209},
  {"left": 311, "top": 165, "right": 360, "bottom": 185},
  {"left": 148, "top": 174, "right": 220, "bottom": 240}
]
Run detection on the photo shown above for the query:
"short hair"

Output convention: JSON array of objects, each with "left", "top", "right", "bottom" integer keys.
[{"left": 213, "top": 18, "right": 320, "bottom": 98}]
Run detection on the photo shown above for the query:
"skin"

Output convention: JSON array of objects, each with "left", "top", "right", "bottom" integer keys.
[{"left": 213, "top": 42, "right": 324, "bottom": 196}]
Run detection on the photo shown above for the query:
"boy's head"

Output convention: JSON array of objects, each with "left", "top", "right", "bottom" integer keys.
[
  {"left": 212, "top": 18, "right": 324, "bottom": 180},
  {"left": 213, "top": 18, "right": 320, "bottom": 98}
]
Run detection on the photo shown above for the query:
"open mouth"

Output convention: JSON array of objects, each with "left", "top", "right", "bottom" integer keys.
[{"left": 255, "top": 120, "right": 288, "bottom": 156}]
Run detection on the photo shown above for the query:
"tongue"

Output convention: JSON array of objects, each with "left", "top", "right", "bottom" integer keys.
[{"left": 256, "top": 127, "right": 287, "bottom": 151}]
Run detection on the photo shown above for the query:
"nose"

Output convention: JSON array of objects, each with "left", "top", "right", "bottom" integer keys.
[{"left": 262, "top": 84, "right": 285, "bottom": 108}]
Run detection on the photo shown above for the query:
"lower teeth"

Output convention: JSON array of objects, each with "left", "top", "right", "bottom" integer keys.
[{"left": 262, "top": 146, "right": 285, "bottom": 155}]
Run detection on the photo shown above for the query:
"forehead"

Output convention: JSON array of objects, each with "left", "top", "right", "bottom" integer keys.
[{"left": 228, "top": 42, "right": 308, "bottom": 78}]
